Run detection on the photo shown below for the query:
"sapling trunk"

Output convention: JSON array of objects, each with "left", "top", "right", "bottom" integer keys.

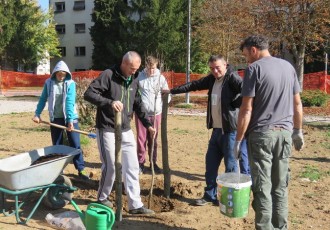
[
  {"left": 114, "top": 111, "right": 122, "bottom": 221},
  {"left": 148, "top": 95, "right": 157, "bottom": 209},
  {"left": 161, "top": 92, "right": 170, "bottom": 198}
]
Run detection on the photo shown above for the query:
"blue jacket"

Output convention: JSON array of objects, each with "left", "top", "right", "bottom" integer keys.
[{"left": 35, "top": 61, "right": 78, "bottom": 123}]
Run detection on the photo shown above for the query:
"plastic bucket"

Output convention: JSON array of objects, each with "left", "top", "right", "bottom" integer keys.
[{"left": 216, "top": 172, "right": 252, "bottom": 218}]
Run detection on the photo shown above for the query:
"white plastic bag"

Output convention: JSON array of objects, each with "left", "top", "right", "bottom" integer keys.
[{"left": 45, "top": 211, "right": 86, "bottom": 230}]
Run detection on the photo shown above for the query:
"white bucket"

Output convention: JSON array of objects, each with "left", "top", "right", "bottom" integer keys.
[{"left": 216, "top": 172, "right": 252, "bottom": 218}]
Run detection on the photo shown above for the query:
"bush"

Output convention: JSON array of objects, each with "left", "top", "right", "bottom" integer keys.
[
  {"left": 75, "top": 78, "right": 96, "bottom": 126},
  {"left": 301, "top": 90, "right": 329, "bottom": 107}
]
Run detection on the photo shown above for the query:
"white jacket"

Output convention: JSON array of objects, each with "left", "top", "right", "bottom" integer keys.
[{"left": 137, "top": 68, "right": 169, "bottom": 116}]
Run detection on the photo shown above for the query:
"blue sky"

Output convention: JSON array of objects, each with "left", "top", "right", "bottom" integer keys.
[{"left": 38, "top": 0, "right": 49, "bottom": 11}]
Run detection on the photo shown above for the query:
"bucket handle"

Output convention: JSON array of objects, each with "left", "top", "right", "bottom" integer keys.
[{"left": 236, "top": 159, "right": 241, "bottom": 188}]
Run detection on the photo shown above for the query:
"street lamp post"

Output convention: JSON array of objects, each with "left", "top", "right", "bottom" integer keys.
[
  {"left": 325, "top": 40, "right": 329, "bottom": 93},
  {"left": 185, "top": 0, "right": 191, "bottom": 104}
]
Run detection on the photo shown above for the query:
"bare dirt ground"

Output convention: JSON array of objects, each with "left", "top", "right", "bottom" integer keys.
[{"left": 0, "top": 96, "right": 329, "bottom": 230}]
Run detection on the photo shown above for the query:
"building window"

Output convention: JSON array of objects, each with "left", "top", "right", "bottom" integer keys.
[
  {"left": 55, "top": 2, "right": 65, "bottom": 13},
  {"left": 58, "top": 47, "right": 66, "bottom": 57},
  {"left": 75, "top": 23, "right": 86, "bottom": 33},
  {"left": 55, "top": 24, "right": 66, "bottom": 34},
  {"left": 75, "top": 47, "right": 86, "bottom": 56},
  {"left": 73, "top": 1, "right": 85, "bottom": 10}
]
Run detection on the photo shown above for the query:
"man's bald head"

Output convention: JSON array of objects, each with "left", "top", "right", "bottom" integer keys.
[{"left": 121, "top": 51, "right": 141, "bottom": 78}]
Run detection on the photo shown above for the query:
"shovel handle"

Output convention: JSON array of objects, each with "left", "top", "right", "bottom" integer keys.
[{"left": 40, "top": 120, "right": 93, "bottom": 137}]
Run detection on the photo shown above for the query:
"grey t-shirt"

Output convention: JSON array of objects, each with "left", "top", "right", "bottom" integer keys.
[
  {"left": 242, "top": 56, "right": 301, "bottom": 134},
  {"left": 53, "top": 81, "right": 64, "bottom": 119}
]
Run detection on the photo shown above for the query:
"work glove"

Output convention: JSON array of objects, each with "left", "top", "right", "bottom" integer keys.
[
  {"left": 292, "top": 128, "right": 304, "bottom": 151},
  {"left": 233, "top": 141, "right": 242, "bottom": 160}
]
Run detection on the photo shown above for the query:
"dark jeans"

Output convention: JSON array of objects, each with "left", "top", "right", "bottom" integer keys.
[
  {"left": 204, "top": 128, "right": 249, "bottom": 200},
  {"left": 240, "top": 139, "right": 250, "bottom": 175},
  {"left": 50, "top": 118, "right": 85, "bottom": 172}
]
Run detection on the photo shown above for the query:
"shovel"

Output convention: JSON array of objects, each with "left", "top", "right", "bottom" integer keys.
[{"left": 40, "top": 120, "right": 97, "bottom": 139}]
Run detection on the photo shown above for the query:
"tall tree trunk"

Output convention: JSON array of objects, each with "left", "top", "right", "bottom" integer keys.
[{"left": 294, "top": 46, "right": 305, "bottom": 90}]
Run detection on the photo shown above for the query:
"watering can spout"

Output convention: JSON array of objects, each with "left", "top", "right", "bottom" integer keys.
[{"left": 70, "top": 199, "right": 86, "bottom": 224}]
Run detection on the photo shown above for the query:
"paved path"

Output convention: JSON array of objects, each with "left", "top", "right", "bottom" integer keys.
[{"left": 0, "top": 99, "right": 39, "bottom": 114}]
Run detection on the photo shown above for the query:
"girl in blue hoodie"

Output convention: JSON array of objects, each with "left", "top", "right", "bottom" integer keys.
[{"left": 32, "top": 61, "right": 89, "bottom": 180}]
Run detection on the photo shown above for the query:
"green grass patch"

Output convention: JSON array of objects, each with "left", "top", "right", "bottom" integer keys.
[
  {"left": 9, "top": 121, "right": 17, "bottom": 125},
  {"left": 174, "top": 103, "right": 194, "bottom": 109},
  {"left": 300, "top": 165, "right": 322, "bottom": 181},
  {"left": 321, "top": 142, "right": 330, "bottom": 149},
  {"left": 322, "top": 129, "right": 330, "bottom": 149},
  {"left": 303, "top": 193, "right": 316, "bottom": 199},
  {"left": 301, "top": 90, "right": 329, "bottom": 107},
  {"left": 0, "top": 95, "right": 40, "bottom": 101},
  {"left": 33, "top": 126, "right": 49, "bottom": 132},
  {"left": 291, "top": 215, "right": 304, "bottom": 225},
  {"left": 172, "top": 127, "right": 189, "bottom": 134},
  {"left": 80, "top": 135, "right": 90, "bottom": 147},
  {"left": 326, "top": 130, "right": 330, "bottom": 137}
]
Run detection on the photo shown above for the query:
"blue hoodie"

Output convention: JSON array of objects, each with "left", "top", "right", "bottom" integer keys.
[{"left": 35, "top": 61, "right": 78, "bottom": 123}]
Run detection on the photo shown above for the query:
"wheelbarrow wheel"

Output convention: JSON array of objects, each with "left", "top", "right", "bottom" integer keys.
[{"left": 43, "top": 175, "right": 72, "bottom": 210}]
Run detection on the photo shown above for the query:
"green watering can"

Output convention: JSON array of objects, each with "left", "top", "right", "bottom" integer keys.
[{"left": 70, "top": 200, "right": 115, "bottom": 230}]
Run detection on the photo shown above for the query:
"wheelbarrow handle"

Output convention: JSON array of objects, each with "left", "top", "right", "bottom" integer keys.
[{"left": 40, "top": 121, "right": 96, "bottom": 139}]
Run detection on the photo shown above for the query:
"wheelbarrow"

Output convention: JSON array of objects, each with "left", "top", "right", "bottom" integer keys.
[{"left": 0, "top": 145, "right": 80, "bottom": 224}]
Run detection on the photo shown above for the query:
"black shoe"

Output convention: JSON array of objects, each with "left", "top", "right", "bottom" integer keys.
[
  {"left": 194, "top": 195, "right": 219, "bottom": 206},
  {"left": 97, "top": 199, "right": 113, "bottom": 208},
  {"left": 78, "top": 170, "right": 90, "bottom": 180},
  {"left": 139, "top": 164, "right": 145, "bottom": 174},
  {"left": 153, "top": 163, "right": 162, "bottom": 174},
  {"left": 129, "top": 206, "right": 155, "bottom": 215}
]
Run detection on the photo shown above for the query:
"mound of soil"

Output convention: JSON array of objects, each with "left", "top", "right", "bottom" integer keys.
[{"left": 31, "top": 154, "right": 65, "bottom": 166}]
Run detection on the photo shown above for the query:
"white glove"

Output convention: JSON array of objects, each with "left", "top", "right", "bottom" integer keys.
[
  {"left": 234, "top": 141, "right": 242, "bottom": 160},
  {"left": 292, "top": 128, "right": 304, "bottom": 151}
]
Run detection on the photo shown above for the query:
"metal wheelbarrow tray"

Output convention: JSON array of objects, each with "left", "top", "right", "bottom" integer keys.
[{"left": 0, "top": 145, "right": 80, "bottom": 224}]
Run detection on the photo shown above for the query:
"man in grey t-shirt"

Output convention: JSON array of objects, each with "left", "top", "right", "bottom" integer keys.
[{"left": 235, "top": 35, "right": 304, "bottom": 230}]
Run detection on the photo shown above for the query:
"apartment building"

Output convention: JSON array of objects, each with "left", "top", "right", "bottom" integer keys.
[{"left": 50, "top": 0, "right": 94, "bottom": 71}]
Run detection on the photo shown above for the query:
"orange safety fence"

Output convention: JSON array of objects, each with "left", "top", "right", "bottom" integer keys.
[
  {"left": 1, "top": 70, "right": 329, "bottom": 96},
  {"left": 303, "top": 71, "right": 330, "bottom": 94}
]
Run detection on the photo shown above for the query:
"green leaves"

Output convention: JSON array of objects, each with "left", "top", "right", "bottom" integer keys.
[
  {"left": 0, "top": 1, "right": 16, "bottom": 55},
  {"left": 1, "top": 0, "right": 60, "bottom": 71},
  {"left": 91, "top": 0, "right": 205, "bottom": 72}
]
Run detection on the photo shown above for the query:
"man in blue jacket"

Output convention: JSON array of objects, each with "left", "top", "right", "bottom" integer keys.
[{"left": 170, "top": 55, "right": 249, "bottom": 206}]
